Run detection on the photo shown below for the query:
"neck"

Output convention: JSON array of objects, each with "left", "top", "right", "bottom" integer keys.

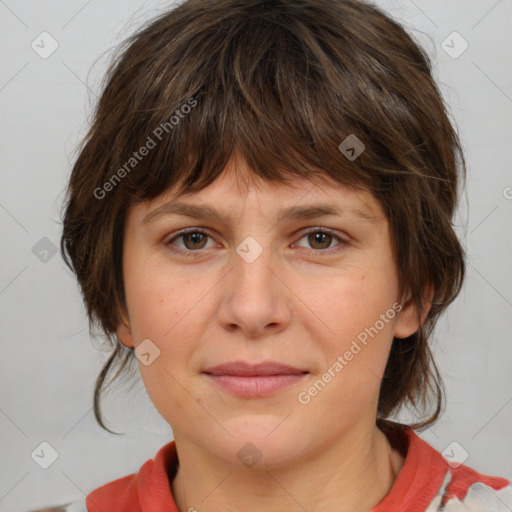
[{"left": 171, "top": 423, "right": 405, "bottom": 512}]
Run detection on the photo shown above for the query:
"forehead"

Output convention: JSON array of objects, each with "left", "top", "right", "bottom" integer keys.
[{"left": 130, "top": 155, "right": 385, "bottom": 225}]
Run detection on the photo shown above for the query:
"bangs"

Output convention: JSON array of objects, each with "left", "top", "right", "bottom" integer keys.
[{"left": 95, "top": 1, "right": 408, "bottom": 206}]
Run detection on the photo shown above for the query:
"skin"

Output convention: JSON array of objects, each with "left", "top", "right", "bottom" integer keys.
[{"left": 117, "top": 154, "right": 432, "bottom": 512}]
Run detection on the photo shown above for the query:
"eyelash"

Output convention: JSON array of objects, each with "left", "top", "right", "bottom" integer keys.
[{"left": 165, "top": 227, "right": 348, "bottom": 258}]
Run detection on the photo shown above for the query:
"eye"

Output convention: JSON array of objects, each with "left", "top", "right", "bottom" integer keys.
[
  {"left": 293, "top": 227, "right": 348, "bottom": 255},
  {"left": 166, "top": 228, "right": 214, "bottom": 256}
]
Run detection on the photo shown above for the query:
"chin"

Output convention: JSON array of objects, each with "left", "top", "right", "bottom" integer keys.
[{"left": 215, "top": 421, "right": 308, "bottom": 469}]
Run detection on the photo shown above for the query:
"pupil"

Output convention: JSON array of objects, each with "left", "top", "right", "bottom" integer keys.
[
  {"left": 310, "top": 232, "right": 330, "bottom": 249},
  {"left": 187, "top": 232, "right": 204, "bottom": 248}
]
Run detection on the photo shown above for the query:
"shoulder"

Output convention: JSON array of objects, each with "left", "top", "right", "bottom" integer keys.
[
  {"left": 428, "top": 462, "right": 512, "bottom": 511},
  {"left": 381, "top": 422, "right": 512, "bottom": 511},
  {"left": 25, "top": 498, "right": 88, "bottom": 512}
]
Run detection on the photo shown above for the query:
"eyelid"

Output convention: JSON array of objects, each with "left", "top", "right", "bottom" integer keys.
[{"left": 298, "top": 226, "right": 350, "bottom": 244}]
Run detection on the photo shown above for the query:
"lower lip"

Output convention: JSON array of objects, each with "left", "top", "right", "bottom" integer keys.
[{"left": 204, "top": 373, "right": 308, "bottom": 398}]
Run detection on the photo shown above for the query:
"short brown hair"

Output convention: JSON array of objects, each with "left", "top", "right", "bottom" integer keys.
[{"left": 60, "top": 0, "right": 466, "bottom": 434}]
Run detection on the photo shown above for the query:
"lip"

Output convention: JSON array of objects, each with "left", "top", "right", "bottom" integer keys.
[
  {"left": 203, "top": 361, "right": 309, "bottom": 398},
  {"left": 203, "top": 361, "right": 307, "bottom": 376}
]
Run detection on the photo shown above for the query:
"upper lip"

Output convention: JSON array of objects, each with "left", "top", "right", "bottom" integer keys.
[{"left": 203, "top": 361, "right": 308, "bottom": 376}]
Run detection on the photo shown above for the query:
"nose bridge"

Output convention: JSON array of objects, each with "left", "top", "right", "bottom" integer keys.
[
  {"left": 232, "top": 232, "right": 277, "bottom": 294},
  {"left": 231, "top": 192, "right": 276, "bottom": 277},
  {"left": 227, "top": 187, "right": 293, "bottom": 297}
]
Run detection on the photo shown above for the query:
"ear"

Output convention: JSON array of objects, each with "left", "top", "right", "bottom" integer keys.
[
  {"left": 393, "top": 281, "right": 434, "bottom": 339},
  {"left": 116, "top": 309, "right": 136, "bottom": 348}
]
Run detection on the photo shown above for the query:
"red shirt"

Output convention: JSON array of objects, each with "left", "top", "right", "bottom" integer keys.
[{"left": 84, "top": 425, "right": 512, "bottom": 512}]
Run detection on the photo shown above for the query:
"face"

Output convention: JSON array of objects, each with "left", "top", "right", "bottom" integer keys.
[{"left": 117, "top": 156, "right": 423, "bottom": 469}]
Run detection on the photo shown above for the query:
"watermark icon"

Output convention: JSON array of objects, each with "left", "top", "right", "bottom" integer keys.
[
  {"left": 441, "top": 441, "right": 469, "bottom": 469},
  {"left": 441, "top": 31, "right": 469, "bottom": 60},
  {"left": 93, "top": 97, "right": 198, "bottom": 200},
  {"left": 237, "top": 442, "right": 263, "bottom": 467},
  {"left": 31, "top": 441, "right": 59, "bottom": 469},
  {"left": 31, "top": 31, "right": 59, "bottom": 59},
  {"left": 338, "top": 134, "right": 365, "bottom": 161},
  {"left": 297, "top": 301, "right": 403, "bottom": 405},
  {"left": 236, "top": 236, "right": 264, "bottom": 263},
  {"left": 503, "top": 187, "right": 512, "bottom": 200},
  {"left": 32, "top": 236, "right": 58, "bottom": 263},
  {"left": 135, "top": 338, "right": 161, "bottom": 366}
]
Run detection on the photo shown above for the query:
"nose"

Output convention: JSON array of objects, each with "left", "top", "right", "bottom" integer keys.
[{"left": 216, "top": 237, "right": 292, "bottom": 339}]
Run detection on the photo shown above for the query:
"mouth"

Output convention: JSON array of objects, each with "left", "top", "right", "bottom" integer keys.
[
  {"left": 203, "top": 361, "right": 308, "bottom": 376},
  {"left": 202, "top": 361, "right": 309, "bottom": 398}
]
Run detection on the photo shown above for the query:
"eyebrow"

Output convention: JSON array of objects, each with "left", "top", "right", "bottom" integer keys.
[{"left": 142, "top": 201, "right": 378, "bottom": 225}]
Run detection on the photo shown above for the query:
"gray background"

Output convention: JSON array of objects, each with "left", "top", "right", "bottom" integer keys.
[{"left": 1, "top": 0, "right": 511, "bottom": 510}]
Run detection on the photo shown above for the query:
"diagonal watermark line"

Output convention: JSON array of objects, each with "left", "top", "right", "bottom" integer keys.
[
  {"left": 368, "top": 368, "right": 380, "bottom": 381},
  {"left": 61, "top": 0, "right": 93, "bottom": 29},
  {"left": 0, "top": 62, "right": 29, "bottom": 92},
  {"left": 61, "top": 60, "right": 99, "bottom": 99},
  {"left": 0, "top": 472, "right": 29, "bottom": 502},
  {"left": 0, "top": 407, "right": 29, "bottom": 438},
  {"left": 265, "top": 471, "right": 309, "bottom": 511},
  {"left": 471, "top": 396, "right": 512, "bottom": 439},
  {"left": 61, "top": 407, "right": 92, "bottom": 439},
  {"left": 266, "top": 266, "right": 336, "bottom": 335},
  {"left": 470, "top": 204, "right": 499, "bottom": 233},
  {"left": 60, "top": 369, "right": 118, "bottom": 440},
  {"left": 61, "top": 470, "right": 85, "bottom": 493},
  {"left": 60, "top": 470, "right": 95, "bottom": 506},
  {"left": 472, "top": 0, "right": 503, "bottom": 29},
  {"left": 0, "top": 201, "right": 29, "bottom": 233},
  {"left": 201, "top": 470, "right": 233, "bottom": 502},
  {"left": 265, "top": 409, "right": 294, "bottom": 438},
  {"left": 0, "top": 0, "right": 29, "bottom": 28},
  {"left": 470, "top": 263, "right": 512, "bottom": 309},
  {"left": 162, "top": 367, "right": 234, "bottom": 438},
  {"left": 408, "top": 0, "right": 439, "bottom": 28},
  {"left": 60, "top": 263, "right": 77, "bottom": 280},
  {"left": 0, "top": 265, "right": 29, "bottom": 296},
  {"left": 472, "top": 478, "right": 512, "bottom": 511},
  {"left": 472, "top": 61, "right": 512, "bottom": 104}
]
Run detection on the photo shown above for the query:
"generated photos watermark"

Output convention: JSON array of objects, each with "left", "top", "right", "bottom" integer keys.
[
  {"left": 297, "top": 301, "right": 403, "bottom": 405},
  {"left": 93, "top": 97, "right": 198, "bottom": 200}
]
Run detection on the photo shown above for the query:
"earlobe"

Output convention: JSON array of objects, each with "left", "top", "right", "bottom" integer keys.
[
  {"left": 116, "top": 310, "right": 135, "bottom": 348},
  {"left": 393, "top": 282, "right": 434, "bottom": 339}
]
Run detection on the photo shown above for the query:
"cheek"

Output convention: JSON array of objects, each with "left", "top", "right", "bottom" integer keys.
[
  {"left": 312, "top": 269, "right": 398, "bottom": 340},
  {"left": 128, "top": 270, "right": 203, "bottom": 415},
  {"left": 125, "top": 259, "right": 196, "bottom": 341},
  {"left": 302, "top": 267, "right": 400, "bottom": 398},
  {"left": 300, "top": 274, "right": 399, "bottom": 419},
  {"left": 123, "top": 263, "right": 206, "bottom": 405}
]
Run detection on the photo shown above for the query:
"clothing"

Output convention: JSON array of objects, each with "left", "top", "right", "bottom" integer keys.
[{"left": 33, "top": 424, "right": 512, "bottom": 511}]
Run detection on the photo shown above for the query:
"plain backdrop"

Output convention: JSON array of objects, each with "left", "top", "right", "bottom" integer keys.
[{"left": 1, "top": 0, "right": 511, "bottom": 510}]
